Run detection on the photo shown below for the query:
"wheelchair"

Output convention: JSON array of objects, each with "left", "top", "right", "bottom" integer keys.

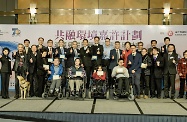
[
  {"left": 113, "top": 77, "right": 134, "bottom": 101},
  {"left": 88, "top": 67, "right": 110, "bottom": 100},
  {"left": 42, "top": 74, "right": 66, "bottom": 100},
  {"left": 65, "top": 76, "right": 87, "bottom": 100}
]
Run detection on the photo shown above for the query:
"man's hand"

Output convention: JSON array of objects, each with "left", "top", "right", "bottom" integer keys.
[
  {"left": 30, "top": 58, "right": 33, "bottom": 63},
  {"left": 172, "top": 59, "right": 176, "bottom": 64},
  {"left": 179, "top": 73, "right": 183, "bottom": 76},
  {"left": 128, "top": 61, "right": 132, "bottom": 65},
  {"left": 132, "top": 70, "right": 135, "bottom": 74},
  {"left": 112, "top": 55, "right": 114, "bottom": 59},
  {"left": 48, "top": 71, "right": 51, "bottom": 74}
]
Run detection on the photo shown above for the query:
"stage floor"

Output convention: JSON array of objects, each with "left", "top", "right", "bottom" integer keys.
[{"left": 0, "top": 96, "right": 186, "bottom": 116}]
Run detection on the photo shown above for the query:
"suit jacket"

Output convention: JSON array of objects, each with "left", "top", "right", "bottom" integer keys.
[
  {"left": 0, "top": 55, "right": 12, "bottom": 74},
  {"left": 36, "top": 45, "right": 46, "bottom": 52},
  {"left": 151, "top": 54, "right": 164, "bottom": 78},
  {"left": 24, "top": 47, "right": 32, "bottom": 55},
  {"left": 46, "top": 46, "right": 56, "bottom": 58},
  {"left": 28, "top": 52, "right": 38, "bottom": 73},
  {"left": 36, "top": 54, "right": 48, "bottom": 75},
  {"left": 80, "top": 46, "right": 92, "bottom": 67},
  {"left": 161, "top": 45, "right": 176, "bottom": 56},
  {"left": 91, "top": 44, "right": 104, "bottom": 67},
  {"left": 127, "top": 53, "right": 142, "bottom": 74},
  {"left": 66, "top": 47, "right": 80, "bottom": 68},
  {"left": 12, "top": 52, "right": 28, "bottom": 72},
  {"left": 163, "top": 52, "right": 178, "bottom": 75},
  {"left": 141, "top": 54, "right": 152, "bottom": 75},
  {"left": 109, "top": 49, "right": 122, "bottom": 70}
]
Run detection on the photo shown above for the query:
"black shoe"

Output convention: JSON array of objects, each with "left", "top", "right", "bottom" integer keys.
[
  {"left": 163, "top": 96, "right": 169, "bottom": 99},
  {"left": 177, "top": 95, "right": 183, "bottom": 99},
  {"left": 150, "top": 95, "right": 155, "bottom": 98},
  {"left": 14, "top": 95, "right": 19, "bottom": 99}
]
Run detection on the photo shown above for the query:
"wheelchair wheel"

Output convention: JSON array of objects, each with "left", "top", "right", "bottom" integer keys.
[
  {"left": 128, "top": 94, "right": 135, "bottom": 101},
  {"left": 58, "top": 93, "right": 63, "bottom": 100},
  {"left": 106, "top": 90, "right": 110, "bottom": 100},
  {"left": 88, "top": 91, "right": 92, "bottom": 99},
  {"left": 42, "top": 92, "right": 48, "bottom": 98}
]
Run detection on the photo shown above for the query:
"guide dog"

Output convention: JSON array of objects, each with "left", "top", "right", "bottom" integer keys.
[{"left": 17, "top": 76, "right": 30, "bottom": 99}]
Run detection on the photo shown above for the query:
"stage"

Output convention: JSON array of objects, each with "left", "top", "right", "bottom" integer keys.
[{"left": 0, "top": 94, "right": 186, "bottom": 122}]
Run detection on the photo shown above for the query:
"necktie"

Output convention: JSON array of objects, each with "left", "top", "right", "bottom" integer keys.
[
  {"left": 74, "top": 49, "right": 78, "bottom": 57},
  {"left": 61, "top": 48, "right": 64, "bottom": 54},
  {"left": 168, "top": 54, "right": 171, "bottom": 60},
  {"left": 116, "top": 50, "right": 119, "bottom": 62},
  {"left": 154, "top": 57, "right": 157, "bottom": 61}
]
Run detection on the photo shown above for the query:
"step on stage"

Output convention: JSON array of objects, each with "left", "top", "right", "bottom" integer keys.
[{"left": 0, "top": 97, "right": 186, "bottom": 122}]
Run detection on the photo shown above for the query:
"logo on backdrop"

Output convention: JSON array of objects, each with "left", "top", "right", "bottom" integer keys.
[
  {"left": 12, "top": 28, "right": 21, "bottom": 36},
  {"left": 168, "top": 30, "right": 173, "bottom": 36}
]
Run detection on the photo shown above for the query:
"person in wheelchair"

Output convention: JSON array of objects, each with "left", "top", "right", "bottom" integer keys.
[
  {"left": 92, "top": 65, "right": 106, "bottom": 81},
  {"left": 68, "top": 58, "right": 86, "bottom": 97},
  {"left": 112, "top": 58, "right": 129, "bottom": 97},
  {"left": 48, "top": 57, "right": 63, "bottom": 95}
]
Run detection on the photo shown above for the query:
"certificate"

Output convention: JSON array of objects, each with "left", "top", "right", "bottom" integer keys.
[
  {"left": 76, "top": 71, "right": 82, "bottom": 76},
  {"left": 97, "top": 71, "right": 103, "bottom": 75},
  {"left": 53, "top": 75, "right": 60, "bottom": 80},
  {"left": 60, "top": 54, "right": 65, "bottom": 59},
  {"left": 141, "top": 63, "right": 147, "bottom": 68},
  {"left": 117, "top": 68, "right": 123, "bottom": 73},
  {"left": 48, "top": 58, "right": 53, "bottom": 62},
  {"left": 43, "top": 64, "right": 49, "bottom": 70},
  {"left": 91, "top": 56, "right": 97, "bottom": 60}
]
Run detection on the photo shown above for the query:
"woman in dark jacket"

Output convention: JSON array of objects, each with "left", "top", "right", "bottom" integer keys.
[
  {"left": 140, "top": 48, "right": 152, "bottom": 99},
  {"left": 0, "top": 47, "right": 12, "bottom": 99}
]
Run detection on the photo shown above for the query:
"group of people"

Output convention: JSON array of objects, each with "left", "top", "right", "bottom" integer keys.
[{"left": 0, "top": 36, "right": 186, "bottom": 100}]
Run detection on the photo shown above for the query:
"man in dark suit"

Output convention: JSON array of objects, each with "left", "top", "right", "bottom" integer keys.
[
  {"left": 109, "top": 41, "right": 122, "bottom": 87},
  {"left": 127, "top": 45, "right": 142, "bottom": 99},
  {"left": 80, "top": 39, "right": 92, "bottom": 88},
  {"left": 46, "top": 39, "right": 55, "bottom": 59},
  {"left": 36, "top": 48, "right": 48, "bottom": 97},
  {"left": 91, "top": 36, "right": 103, "bottom": 69},
  {"left": 148, "top": 40, "right": 160, "bottom": 56},
  {"left": 24, "top": 39, "right": 32, "bottom": 55},
  {"left": 136, "top": 42, "right": 144, "bottom": 54},
  {"left": 37, "top": 37, "right": 46, "bottom": 52},
  {"left": 12, "top": 43, "right": 29, "bottom": 99},
  {"left": 150, "top": 47, "right": 164, "bottom": 98},
  {"left": 163, "top": 44, "right": 178, "bottom": 99},
  {"left": 161, "top": 37, "right": 176, "bottom": 56},
  {"left": 54, "top": 39, "right": 68, "bottom": 68},
  {"left": 28, "top": 45, "right": 38, "bottom": 97},
  {"left": 66, "top": 41, "right": 80, "bottom": 68},
  {"left": 0, "top": 47, "right": 12, "bottom": 99}
]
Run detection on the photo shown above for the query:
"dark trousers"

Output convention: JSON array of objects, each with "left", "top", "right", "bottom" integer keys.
[
  {"left": 15, "top": 71, "right": 26, "bottom": 96},
  {"left": 140, "top": 74, "right": 150, "bottom": 95},
  {"left": 164, "top": 73, "right": 176, "bottom": 97},
  {"left": 37, "top": 74, "right": 45, "bottom": 97},
  {"left": 28, "top": 73, "right": 36, "bottom": 96},
  {"left": 131, "top": 73, "right": 141, "bottom": 95},
  {"left": 84, "top": 66, "right": 91, "bottom": 89},
  {"left": 102, "top": 59, "right": 111, "bottom": 86},
  {"left": 179, "top": 77, "right": 187, "bottom": 96},
  {"left": 1, "top": 73, "right": 10, "bottom": 98},
  {"left": 116, "top": 77, "right": 129, "bottom": 94},
  {"left": 150, "top": 75, "right": 162, "bottom": 97}
]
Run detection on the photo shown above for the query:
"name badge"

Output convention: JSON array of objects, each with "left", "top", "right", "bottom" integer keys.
[
  {"left": 60, "top": 54, "right": 65, "bottom": 59},
  {"left": 43, "top": 64, "right": 49, "bottom": 70},
  {"left": 183, "top": 62, "right": 186, "bottom": 65},
  {"left": 48, "top": 58, "right": 53, "bottom": 62},
  {"left": 91, "top": 56, "right": 97, "bottom": 60},
  {"left": 97, "top": 71, "right": 103, "bottom": 76},
  {"left": 170, "top": 57, "right": 174, "bottom": 59},
  {"left": 117, "top": 68, "right": 123, "bottom": 73},
  {"left": 53, "top": 75, "right": 60, "bottom": 80},
  {"left": 76, "top": 71, "right": 82, "bottom": 77}
]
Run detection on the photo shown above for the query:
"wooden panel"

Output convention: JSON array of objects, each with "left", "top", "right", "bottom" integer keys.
[
  {"left": 50, "top": 15, "right": 73, "bottom": 24},
  {"left": 36, "top": 0, "right": 49, "bottom": 8},
  {"left": 99, "top": 0, "right": 124, "bottom": 9},
  {"left": 18, "top": 14, "right": 29, "bottom": 24},
  {"left": 99, "top": 15, "right": 123, "bottom": 24},
  {"left": 74, "top": 0, "right": 98, "bottom": 9},
  {"left": 171, "top": 14, "right": 183, "bottom": 25},
  {"left": 51, "top": 0, "right": 73, "bottom": 9},
  {"left": 18, "top": 0, "right": 30, "bottom": 9},
  {"left": 125, "top": 0, "right": 148, "bottom": 8},
  {"left": 35, "top": 14, "right": 49, "bottom": 23},
  {"left": 123, "top": 14, "right": 148, "bottom": 24},
  {"left": 74, "top": 15, "right": 98, "bottom": 24},
  {"left": 170, "top": 0, "right": 184, "bottom": 8},
  {"left": 150, "top": 14, "right": 163, "bottom": 25},
  {"left": 150, "top": 0, "right": 164, "bottom": 8}
]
